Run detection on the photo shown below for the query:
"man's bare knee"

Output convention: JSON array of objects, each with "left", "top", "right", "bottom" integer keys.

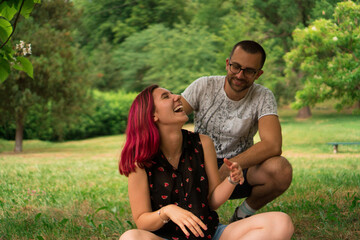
[
  {"left": 262, "top": 156, "right": 292, "bottom": 192},
  {"left": 276, "top": 156, "right": 292, "bottom": 192}
]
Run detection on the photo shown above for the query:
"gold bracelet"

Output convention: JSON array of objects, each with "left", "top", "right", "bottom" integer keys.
[{"left": 157, "top": 210, "right": 170, "bottom": 224}]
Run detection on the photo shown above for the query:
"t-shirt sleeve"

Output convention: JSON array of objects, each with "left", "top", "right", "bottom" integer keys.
[
  {"left": 181, "top": 77, "right": 207, "bottom": 111},
  {"left": 257, "top": 88, "right": 278, "bottom": 119}
]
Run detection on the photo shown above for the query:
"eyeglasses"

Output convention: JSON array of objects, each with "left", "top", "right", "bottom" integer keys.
[{"left": 229, "top": 62, "right": 259, "bottom": 78}]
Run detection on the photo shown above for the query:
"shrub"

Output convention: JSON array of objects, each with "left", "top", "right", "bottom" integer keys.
[{"left": 0, "top": 90, "right": 138, "bottom": 141}]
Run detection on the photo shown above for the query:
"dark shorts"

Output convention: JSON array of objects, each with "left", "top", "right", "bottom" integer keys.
[{"left": 217, "top": 158, "right": 252, "bottom": 199}]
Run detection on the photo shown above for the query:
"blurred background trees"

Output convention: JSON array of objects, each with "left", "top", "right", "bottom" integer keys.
[
  {"left": 1, "top": 0, "right": 359, "bottom": 151},
  {"left": 285, "top": 1, "right": 360, "bottom": 113}
]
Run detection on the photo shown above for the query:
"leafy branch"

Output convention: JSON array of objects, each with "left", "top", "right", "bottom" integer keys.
[{"left": 0, "top": 0, "right": 25, "bottom": 49}]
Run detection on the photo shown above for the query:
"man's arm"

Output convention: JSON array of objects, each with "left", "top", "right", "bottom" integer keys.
[
  {"left": 180, "top": 96, "right": 194, "bottom": 115},
  {"left": 219, "top": 115, "right": 282, "bottom": 180}
]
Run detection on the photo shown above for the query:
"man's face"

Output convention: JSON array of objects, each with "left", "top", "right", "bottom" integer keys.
[{"left": 225, "top": 47, "right": 263, "bottom": 96}]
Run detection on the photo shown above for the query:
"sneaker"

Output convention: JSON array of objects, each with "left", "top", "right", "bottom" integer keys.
[{"left": 229, "top": 207, "right": 251, "bottom": 223}]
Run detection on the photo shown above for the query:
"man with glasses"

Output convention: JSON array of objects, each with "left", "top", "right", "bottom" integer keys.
[{"left": 181, "top": 40, "right": 292, "bottom": 223}]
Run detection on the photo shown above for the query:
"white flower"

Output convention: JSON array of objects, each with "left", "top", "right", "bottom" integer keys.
[
  {"left": 15, "top": 41, "right": 32, "bottom": 56},
  {"left": 311, "top": 26, "right": 317, "bottom": 31},
  {"left": 19, "top": 40, "right": 25, "bottom": 49},
  {"left": 333, "top": 36, "right": 338, "bottom": 41},
  {"left": 26, "top": 44, "right": 32, "bottom": 55}
]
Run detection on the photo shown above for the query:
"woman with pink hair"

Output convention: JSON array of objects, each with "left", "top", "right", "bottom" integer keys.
[{"left": 119, "top": 85, "right": 294, "bottom": 240}]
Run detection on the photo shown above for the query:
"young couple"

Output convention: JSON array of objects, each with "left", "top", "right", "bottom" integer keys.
[{"left": 119, "top": 41, "right": 294, "bottom": 240}]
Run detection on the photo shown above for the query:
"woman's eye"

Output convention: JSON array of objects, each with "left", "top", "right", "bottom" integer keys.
[{"left": 162, "top": 94, "right": 169, "bottom": 99}]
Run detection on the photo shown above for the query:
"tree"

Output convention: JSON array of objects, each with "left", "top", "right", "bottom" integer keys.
[
  {"left": 0, "top": 0, "right": 40, "bottom": 83},
  {"left": 114, "top": 0, "right": 269, "bottom": 94},
  {"left": 75, "top": 0, "right": 192, "bottom": 51},
  {"left": 114, "top": 23, "right": 219, "bottom": 94},
  {"left": 0, "top": 0, "right": 91, "bottom": 152},
  {"left": 252, "top": 0, "right": 345, "bottom": 116},
  {"left": 284, "top": 1, "right": 360, "bottom": 113},
  {"left": 253, "top": 0, "right": 343, "bottom": 52},
  {"left": 87, "top": 38, "right": 121, "bottom": 91}
]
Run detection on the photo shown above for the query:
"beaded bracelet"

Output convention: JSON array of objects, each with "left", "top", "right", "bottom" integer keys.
[
  {"left": 228, "top": 176, "right": 239, "bottom": 185},
  {"left": 157, "top": 210, "right": 170, "bottom": 224}
]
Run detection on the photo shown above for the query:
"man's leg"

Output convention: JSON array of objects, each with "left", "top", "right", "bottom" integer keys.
[
  {"left": 221, "top": 156, "right": 292, "bottom": 222},
  {"left": 245, "top": 156, "right": 292, "bottom": 210}
]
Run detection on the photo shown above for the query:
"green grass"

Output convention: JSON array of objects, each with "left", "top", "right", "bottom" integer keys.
[{"left": 0, "top": 109, "right": 359, "bottom": 239}]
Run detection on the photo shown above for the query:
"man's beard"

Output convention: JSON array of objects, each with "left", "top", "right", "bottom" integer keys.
[{"left": 226, "top": 75, "right": 252, "bottom": 93}]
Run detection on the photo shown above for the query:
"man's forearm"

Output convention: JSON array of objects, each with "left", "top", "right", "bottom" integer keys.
[{"left": 219, "top": 140, "right": 281, "bottom": 180}]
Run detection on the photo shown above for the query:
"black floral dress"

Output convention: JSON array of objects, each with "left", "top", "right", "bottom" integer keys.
[{"left": 145, "top": 130, "right": 219, "bottom": 240}]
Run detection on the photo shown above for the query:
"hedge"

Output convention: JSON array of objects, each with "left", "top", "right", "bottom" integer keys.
[{"left": 0, "top": 90, "right": 138, "bottom": 141}]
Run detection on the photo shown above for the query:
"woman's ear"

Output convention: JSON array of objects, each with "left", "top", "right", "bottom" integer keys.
[{"left": 153, "top": 114, "right": 159, "bottom": 122}]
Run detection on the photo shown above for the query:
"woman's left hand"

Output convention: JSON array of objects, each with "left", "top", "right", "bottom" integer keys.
[{"left": 223, "top": 158, "right": 244, "bottom": 185}]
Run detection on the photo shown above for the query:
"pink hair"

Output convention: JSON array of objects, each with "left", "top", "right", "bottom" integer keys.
[{"left": 119, "top": 85, "right": 160, "bottom": 176}]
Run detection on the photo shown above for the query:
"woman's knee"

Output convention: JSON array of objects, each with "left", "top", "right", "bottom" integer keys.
[
  {"left": 119, "top": 229, "right": 141, "bottom": 240},
  {"left": 120, "top": 229, "right": 162, "bottom": 240},
  {"left": 272, "top": 212, "right": 294, "bottom": 239}
]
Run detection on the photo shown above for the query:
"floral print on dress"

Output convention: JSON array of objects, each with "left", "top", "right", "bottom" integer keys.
[{"left": 145, "top": 130, "right": 219, "bottom": 240}]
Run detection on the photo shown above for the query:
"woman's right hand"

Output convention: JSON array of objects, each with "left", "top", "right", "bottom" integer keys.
[{"left": 162, "top": 204, "right": 208, "bottom": 238}]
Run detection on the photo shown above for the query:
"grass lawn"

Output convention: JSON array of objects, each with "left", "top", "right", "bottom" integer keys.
[{"left": 0, "top": 108, "right": 359, "bottom": 239}]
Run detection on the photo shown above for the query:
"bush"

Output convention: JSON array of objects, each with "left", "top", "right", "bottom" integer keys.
[
  {"left": 0, "top": 90, "right": 138, "bottom": 141},
  {"left": 64, "top": 90, "right": 137, "bottom": 140}
]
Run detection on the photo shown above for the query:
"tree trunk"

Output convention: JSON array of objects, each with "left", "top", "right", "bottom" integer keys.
[
  {"left": 297, "top": 106, "right": 312, "bottom": 119},
  {"left": 14, "top": 112, "right": 24, "bottom": 153}
]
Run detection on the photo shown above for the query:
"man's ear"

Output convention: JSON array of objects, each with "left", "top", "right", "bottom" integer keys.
[
  {"left": 226, "top": 58, "right": 230, "bottom": 71},
  {"left": 255, "top": 70, "right": 264, "bottom": 80}
]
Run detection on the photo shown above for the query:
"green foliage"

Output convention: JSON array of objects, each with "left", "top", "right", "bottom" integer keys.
[
  {"left": 71, "top": 0, "right": 355, "bottom": 108},
  {"left": 284, "top": 1, "right": 360, "bottom": 111},
  {"left": 77, "top": 0, "right": 191, "bottom": 51},
  {"left": 251, "top": 0, "right": 346, "bottom": 105},
  {"left": 87, "top": 39, "right": 122, "bottom": 91},
  {"left": 2, "top": 0, "right": 360, "bottom": 144},
  {"left": 253, "top": 0, "right": 342, "bottom": 50},
  {"left": 0, "top": 0, "right": 40, "bottom": 82},
  {"left": 0, "top": 0, "right": 92, "bottom": 149},
  {"left": 213, "top": 3, "right": 288, "bottom": 96},
  {"left": 191, "top": 0, "right": 246, "bottom": 34},
  {"left": 0, "top": 90, "right": 137, "bottom": 141},
  {"left": 114, "top": 23, "right": 219, "bottom": 93},
  {"left": 64, "top": 90, "right": 137, "bottom": 140}
]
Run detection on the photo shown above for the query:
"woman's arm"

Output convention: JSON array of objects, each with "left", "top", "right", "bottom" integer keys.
[
  {"left": 128, "top": 166, "right": 167, "bottom": 231},
  {"left": 200, "top": 134, "right": 243, "bottom": 210},
  {"left": 128, "top": 165, "right": 208, "bottom": 237}
]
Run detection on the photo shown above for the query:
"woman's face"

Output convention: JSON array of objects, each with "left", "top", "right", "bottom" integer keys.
[{"left": 152, "top": 88, "right": 189, "bottom": 125}]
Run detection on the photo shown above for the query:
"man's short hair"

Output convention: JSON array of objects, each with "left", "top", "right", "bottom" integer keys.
[{"left": 229, "top": 40, "right": 266, "bottom": 69}]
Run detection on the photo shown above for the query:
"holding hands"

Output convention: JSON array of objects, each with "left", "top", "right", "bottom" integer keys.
[{"left": 224, "top": 158, "right": 244, "bottom": 185}]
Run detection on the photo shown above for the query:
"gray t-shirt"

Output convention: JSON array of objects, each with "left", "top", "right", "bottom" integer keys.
[{"left": 182, "top": 76, "right": 277, "bottom": 159}]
